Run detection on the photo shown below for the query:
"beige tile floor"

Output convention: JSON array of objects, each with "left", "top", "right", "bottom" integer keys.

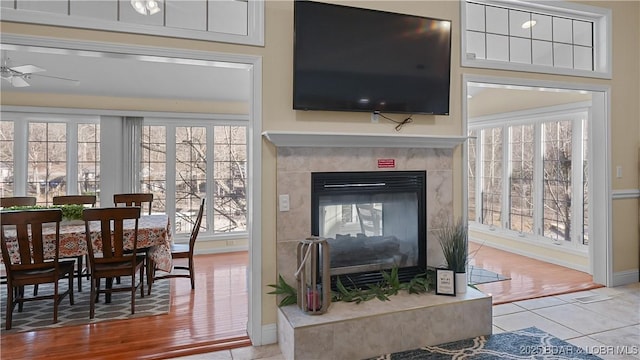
[{"left": 173, "top": 283, "right": 640, "bottom": 360}]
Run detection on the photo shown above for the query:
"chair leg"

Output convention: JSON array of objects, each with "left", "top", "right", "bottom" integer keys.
[
  {"left": 53, "top": 280, "right": 59, "bottom": 323},
  {"left": 17, "top": 286, "right": 24, "bottom": 312},
  {"left": 147, "top": 258, "right": 154, "bottom": 296},
  {"left": 90, "top": 278, "right": 96, "bottom": 319},
  {"left": 68, "top": 270, "right": 75, "bottom": 305},
  {"left": 189, "top": 257, "right": 195, "bottom": 290},
  {"left": 6, "top": 286, "right": 13, "bottom": 330},
  {"left": 77, "top": 255, "right": 83, "bottom": 292}
]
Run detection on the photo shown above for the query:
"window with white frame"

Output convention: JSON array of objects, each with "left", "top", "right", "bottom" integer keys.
[
  {"left": 141, "top": 120, "right": 247, "bottom": 238},
  {"left": 0, "top": 113, "right": 100, "bottom": 205},
  {"left": 462, "top": 0, "right": 611, "bottom": 78},
  {"left": 468, "top": 108, "right": 589, "bottom": 248}
]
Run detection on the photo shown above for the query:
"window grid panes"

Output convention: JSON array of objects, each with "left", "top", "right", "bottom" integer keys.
[
  {"left": 77, "top": 123, "right": 100, "bottom": 199},
  {"left": 141, "top": 123, "right": 247, "bottom": 236},
  {"left": 470, "top": 110, "right": 588, "bottom": 248},
  {"left": 468, "top": 129, "right": 477, "bottom": 222},
  {"left": 28, "top": 122, "right": 67, "bottom": 205},
  {"left": 509, "top": 124, "right": 534, "bottom": 234},
  {"left": 0, "top": 121, "right": 14, "bottom": 197},
  {"left": 481, "top": 127, "right": 502, "bottom": 228},
  {"left": 213, "top": 126, "right": 247, "bottom": 233},
  {"left": 542, "top": 120, "right": 573, "bottom": 242},
  {"left": 465, "top": 1, "right": 594, "bottom": 71}
]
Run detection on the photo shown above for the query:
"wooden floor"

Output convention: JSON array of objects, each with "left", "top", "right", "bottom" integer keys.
[
  {"left": 1, "top": 247, "right": 602, "bottom": 359},
  {"left": 0, "top": 252, "right": 251, "bottom": 360},
  {"left": 469, "top": 241, "right": 603, "bottom": 304}
]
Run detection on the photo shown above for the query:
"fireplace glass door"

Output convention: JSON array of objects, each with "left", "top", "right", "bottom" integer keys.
[{"left": 312, "top": 171, "right": 426, "bottom": 288}]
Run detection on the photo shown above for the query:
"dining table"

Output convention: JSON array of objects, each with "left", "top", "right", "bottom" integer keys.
[{"left": 2, "top": 214, "right": 173, "bottom": 273}]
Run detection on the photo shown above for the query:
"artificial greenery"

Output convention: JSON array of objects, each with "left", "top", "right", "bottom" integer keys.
[
  {"left": 268, "top": 267, "right": 434, "bottom": 306},
  {"left": 267, "top": 274, "right": 298, "bottom": 307},
  {"left": 4, "top": 204, "right": 85, "bottom": 221},
  {"left": 436, "top": 218, "right": 469, "bottom": 273}
]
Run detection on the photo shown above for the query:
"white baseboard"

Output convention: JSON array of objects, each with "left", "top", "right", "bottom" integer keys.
[
  {"left": 196, "top": 245, "right": 248, "bottom": 255},
  {"left": 612, "top": 269, "right": 640, "bottom": 287},
  {"left": 261, "top": 323, "right": 278, "bottom": 345}
]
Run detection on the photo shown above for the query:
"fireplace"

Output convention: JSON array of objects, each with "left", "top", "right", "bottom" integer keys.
[{"left": 311, "top": 171, "right": 426, "bottom": 289}]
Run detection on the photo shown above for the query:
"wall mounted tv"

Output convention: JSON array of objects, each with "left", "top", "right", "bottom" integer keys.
[{"left": 293, "top": 1, "right": 452, "bottom": 115}]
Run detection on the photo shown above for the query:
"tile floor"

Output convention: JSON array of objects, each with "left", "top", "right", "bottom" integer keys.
[{"left": 172, "top": 282, "right": 639, "bottom": 360}]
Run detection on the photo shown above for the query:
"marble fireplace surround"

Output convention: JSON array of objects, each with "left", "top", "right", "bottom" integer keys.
[
  {"left": 264, "top": 130, "right": 468, "bottom": 288},
  {"left": 264, "top": 131, "right": 491, "bottom": 360}
]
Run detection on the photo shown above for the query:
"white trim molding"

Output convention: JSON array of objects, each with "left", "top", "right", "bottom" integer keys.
[
  {"left": 262, "top": 131, "right": 467, "bottom": 149},
  {"left": 612, "top": 189, "right": 640, "bottom": 200}
]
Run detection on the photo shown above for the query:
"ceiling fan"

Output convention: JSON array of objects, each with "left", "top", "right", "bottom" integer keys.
[{"left": 1, "top": 58, "right": 79, "bottom": 88}]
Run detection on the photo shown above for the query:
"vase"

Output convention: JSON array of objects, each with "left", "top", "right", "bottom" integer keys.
[{"left": 455, "top": 272, "right": 467, "bottom": 294}]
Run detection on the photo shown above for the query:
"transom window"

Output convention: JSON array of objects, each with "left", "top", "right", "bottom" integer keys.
[
  {"left": 468, "top": 106, "right": 589, "bottom": 248},
  {"left": 462, "top": 0, "right": 611, "bottom": 78}
]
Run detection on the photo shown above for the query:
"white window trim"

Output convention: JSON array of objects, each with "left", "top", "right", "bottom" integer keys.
[
  {"left": 469, "top": 101, "right": 591, "bottom": 253},
  {"left": 461, "top": 0, "right": 612, "bottom": 79},
  {"left": 0, "top": 0, "right": 264, "bottom": 47},
  {"left": 141, "top": 117, "right": 250, "bottom": 242},
  {"left": 1, "top": 111, "right": 100, "bottom": 198}
]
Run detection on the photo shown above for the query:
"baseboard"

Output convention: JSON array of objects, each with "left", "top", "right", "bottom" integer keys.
[
  {"left": 612, "top": 269, "right": 639, "bottom": 286},
  {"left": 261, "top": 323, "right": 278, "bottom": 345}
]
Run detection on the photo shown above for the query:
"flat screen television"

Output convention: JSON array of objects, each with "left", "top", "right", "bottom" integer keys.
[{"left": 293, "top": 1, "right": 452, "bottom": 115}]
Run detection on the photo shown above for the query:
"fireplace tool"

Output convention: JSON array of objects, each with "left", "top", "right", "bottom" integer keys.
[{"left": 295, "top": 236, "right": 331, "bottom": 314}]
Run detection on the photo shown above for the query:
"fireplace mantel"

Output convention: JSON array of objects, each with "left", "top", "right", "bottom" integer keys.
[{"left": 262, "top": 131, "right": 467, "bottom": 149}]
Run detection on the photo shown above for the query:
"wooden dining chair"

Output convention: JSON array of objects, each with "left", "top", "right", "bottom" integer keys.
[
  {"left": 0, "top": 209, "right": 75, "bottom": 330},
  {"left": 113, "top": 193, "right": 153, "bottom": 215},
  {"left": 0, "top": 196, "right": 36, "bottom": 208},
  {"left": 151, "top": 198, "right": 205, "bottom": 292},
  {"left": 52, "top": 195, "right": 97, "bottom": 293},
  {"left": 82, "top": 206, "right": 145, "bottom": 319},
  {"left": 52, "top": 195, "right": 97, "bottom": 207}
]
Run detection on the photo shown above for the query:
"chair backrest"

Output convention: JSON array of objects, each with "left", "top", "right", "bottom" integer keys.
[
  {"left": 0, "top": 209, "right": 63, "bottom": 271},
  {"left": 189, "top": 198, "right": 206, "bottom": 252},
  {"left": 82, "top": 207, "right": 141, "bottom": 266},
  {"left": 113, "top": 193, "right": 153, "bottom": 215},
  {"left": 0, "top": 196, "right": 36, "bottom": 208},
  {"left": 53, "top": 195, "right": 97, "bottom": 207}
]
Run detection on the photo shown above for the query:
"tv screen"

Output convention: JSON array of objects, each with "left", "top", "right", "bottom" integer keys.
[{"left": 293, "top": 1, "right": 452, "bottom": 115}]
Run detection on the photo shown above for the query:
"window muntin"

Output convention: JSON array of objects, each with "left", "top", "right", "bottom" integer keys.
[
  {"left": 542, "top": 120, "right": 573, "bottom": 242},
  {"left": 141, "top": 123, "right": 247, "bottom": 237},
  {"left": 470, "top": 109, "right": 589, "bottom": 248},
  {"left": 481, "top": 127, "right": 502, "bottom": 228},
  {"left": 468, "top": 129, "right": 477, "bottom": 222},
  {"left": 509, "top": 124, "right": 534, "bottom": 234},
  {"left": 0, "top": 121, "right": 14, "bottom": 197},
  {"left": 28, "top": 122, "right": 68, "bottom": 205},
  {"left": 0, "top": 115, "right": 100, "bottom": 205},
  {"left": 462, "top": 0, "right": 609, "bottom": 78}
]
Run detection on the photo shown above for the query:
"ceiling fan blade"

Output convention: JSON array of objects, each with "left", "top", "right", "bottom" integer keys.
[
  {"left": 11, "top": 77, "right": 30, "bottom": 87},
  {"left": 11, "top": 64, "right": 45, "bottom": 74},
  {"left": 32, "top": 73, "right": 80, "bottom": 85}
]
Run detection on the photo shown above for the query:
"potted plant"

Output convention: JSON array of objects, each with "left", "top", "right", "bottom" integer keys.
[{"left": 436, "top": 218, "right": 469, "bottom": 294}]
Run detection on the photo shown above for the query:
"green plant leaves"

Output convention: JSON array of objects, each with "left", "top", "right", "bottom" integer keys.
[{"left": 267, "top": 274, "right": 298, "bottom": 307}]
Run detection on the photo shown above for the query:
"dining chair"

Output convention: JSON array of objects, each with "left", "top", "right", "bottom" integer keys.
[
  {"left": 0, "top": 196, "right": 36, "bottom": 208},
  {"left": 0, "top": 208, "right": 75, "bottom": 330},
  {"left": 151, "top": 198, "right": 204, "bottom": 292},
  {"left": 52, "top": 194, "right": 97, "bottom": 293},
  {"left": 113, "top": 193, "right": 153, "bottom": 215},
  {"left": 82, "top": 206, "right": 145, "bottom": 319}
]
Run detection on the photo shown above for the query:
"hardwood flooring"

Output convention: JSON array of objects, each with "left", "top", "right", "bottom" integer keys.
[
  {"left": 0, "top": 252, "right": 250, "bottom": 360},
  {"left": 1, "top": 246, "right": 602, "bottom": 359},
  {"left": 469, "top": 241, "right": 603, "bottom": 304}
]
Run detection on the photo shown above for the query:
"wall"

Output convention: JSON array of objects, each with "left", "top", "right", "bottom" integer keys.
[{"left": 1, "top": 0, "right": 638, "bottom": 334}]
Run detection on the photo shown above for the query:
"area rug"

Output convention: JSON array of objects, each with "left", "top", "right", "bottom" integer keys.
[
  {"left": 0, "top": 277, "right": 170, "bottom": 333},
  {"left": 368, "top": 327, "right": 601, "bottom": 359},
  {"left": 468, "top": 265, "right": 510, "bottom": 285}
]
